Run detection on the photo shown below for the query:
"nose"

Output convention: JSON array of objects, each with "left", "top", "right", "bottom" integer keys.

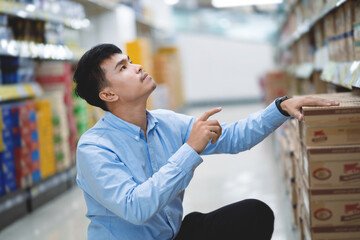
[{"left": 135, "top": 64, "right": 143, "bottom": 73}]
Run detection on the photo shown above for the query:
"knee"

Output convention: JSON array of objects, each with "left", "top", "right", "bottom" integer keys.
[{"left": 242, "top": 199, "right": 274, "bottom": 223}]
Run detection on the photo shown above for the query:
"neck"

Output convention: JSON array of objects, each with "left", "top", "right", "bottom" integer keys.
[{"left": 109, "top": 101, "right": 148, "bottom": 134}]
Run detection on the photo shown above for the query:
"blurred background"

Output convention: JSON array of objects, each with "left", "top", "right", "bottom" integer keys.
[{"left": 0, "top": 0, "right": 359, "bottom": 239}]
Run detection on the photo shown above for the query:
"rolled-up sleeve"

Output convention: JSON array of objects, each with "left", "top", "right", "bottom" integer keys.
[{"left": 201, "top": 100, "right": 289, "bottom": 155}]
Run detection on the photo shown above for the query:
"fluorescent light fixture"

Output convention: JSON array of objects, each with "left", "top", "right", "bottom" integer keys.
[
  {"left": 164, "top": 0, "right": 179, "bottom": 5},
  {"left": 212, "top": 0, "right": 283, "bottom": 8},
  {"left": 26, "top": 4, "right": 36, "bottom": 12}
]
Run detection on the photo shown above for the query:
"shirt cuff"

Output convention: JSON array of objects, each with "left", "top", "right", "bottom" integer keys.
[
  {"left": 263, "top": 100, "right": 290, "bottom": 125},
  {"left": 169, "top": 143, "right": 203, "bottom": 174}
]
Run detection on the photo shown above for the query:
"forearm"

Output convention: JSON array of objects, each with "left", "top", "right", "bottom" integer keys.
[{"left": 202, "top": 100, "right": 289, "bottom": 155}]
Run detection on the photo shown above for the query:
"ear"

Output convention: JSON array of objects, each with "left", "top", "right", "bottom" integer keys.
[{"left": 99, "top": 87, "right": 119, "bottom": 102}]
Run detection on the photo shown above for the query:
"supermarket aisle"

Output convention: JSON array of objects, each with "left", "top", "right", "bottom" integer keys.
[{"left": 0, "top": 103, "right": 298, "bottom": 240}]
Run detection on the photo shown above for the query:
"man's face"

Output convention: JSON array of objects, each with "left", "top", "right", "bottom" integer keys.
[{"left": 100, "top": 53, "right": 156, "bottom": 104}]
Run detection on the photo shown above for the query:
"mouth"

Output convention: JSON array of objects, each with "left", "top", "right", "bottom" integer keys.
[{"left": 142, "top": 72, "right": 149, "bottom": 81}]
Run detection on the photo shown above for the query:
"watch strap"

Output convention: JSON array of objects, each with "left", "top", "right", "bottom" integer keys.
[{"left": 275, "top": 96, "right": 290, "bottom": 117}]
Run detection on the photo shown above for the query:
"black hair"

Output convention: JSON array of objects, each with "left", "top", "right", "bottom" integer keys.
[{"left": 73, "top": 44, "right": 122, "bottom": 111}]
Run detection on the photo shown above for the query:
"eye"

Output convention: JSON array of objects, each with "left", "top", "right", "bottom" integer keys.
[{"left": 120, "top": 65, "right": 126, "bottom": 71}]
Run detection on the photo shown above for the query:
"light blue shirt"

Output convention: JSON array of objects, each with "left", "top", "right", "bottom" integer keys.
[{"left": 76, "top": 101, "right": 288, "bottom": 240}]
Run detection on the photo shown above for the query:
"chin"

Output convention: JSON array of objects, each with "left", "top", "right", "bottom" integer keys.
[{"left": 150, "top": 81, "right": 157, "bottom": 91}]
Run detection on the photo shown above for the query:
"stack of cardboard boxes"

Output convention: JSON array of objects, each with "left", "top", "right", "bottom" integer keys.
[{"left": 292, "top": 92, "right": 360, "bottom": 239}]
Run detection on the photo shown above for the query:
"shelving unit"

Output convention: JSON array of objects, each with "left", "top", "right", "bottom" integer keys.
[
  {"left": 0, "top": 166, "right": 77, "bottom": 230},
  {"left": 0, "top": 0, "right": 92, "bottom": 230},
  {"left": 271, "top": 1, "right": 360, "bottom": 239},
  {"left": 277, "top": 0, "right": 360, "bottom": 90},
  {"left": 0, "top": 0, "right": 89, "bottom": 29},
  {"left": 279, "top": 0, "right": 348, "bottom": 51}
]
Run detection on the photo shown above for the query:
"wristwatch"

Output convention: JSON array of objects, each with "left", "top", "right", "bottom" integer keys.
[{"left": 275, "top": 96, "right": 290, "bottom": 117}]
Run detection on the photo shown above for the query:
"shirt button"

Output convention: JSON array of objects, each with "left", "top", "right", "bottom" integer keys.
[
  {"left": 153, "top": 167, "right": 157, "bottom": 171},
  {"left": 135, "top": 136, "right": 139, "bottom": 140}
]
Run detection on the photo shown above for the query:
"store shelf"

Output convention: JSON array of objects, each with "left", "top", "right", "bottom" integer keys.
[
  {"left": 72, "top": 0, "right": 123, "bottom": 17},
  {"left": 0, "top": 188, "right": 29, "bottom": 230},
  {"left": 0, "top": 82, "right": 42, "bottom": 102},
  {"left": 0, "top": 1, "right": 89, "bottom": 30},
  {"left": 321, "top": 61, "right": 360, "bottom": 89},
  {"left": 287, "top": 61, "right": 360, "bottom": 89},
  {"left": 28, "top": 169, "right": 70, "bottom": 211},
  {"left": 279, "top": 0, "right": 348, "bottom": 51},
  {"left": 0, "top": 39, "right": 76, "bottom": 60},
  {"left": 0, "top": 166, "right": 76, "bottom": 230}
]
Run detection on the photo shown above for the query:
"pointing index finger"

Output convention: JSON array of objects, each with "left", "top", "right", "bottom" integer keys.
[{"left": 198, "top": 107, "right": 222, "bottom": 121}]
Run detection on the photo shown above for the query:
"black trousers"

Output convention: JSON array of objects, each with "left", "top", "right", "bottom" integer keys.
[{"left": 174, "top": 199, "right": 274, "bottom": 240}]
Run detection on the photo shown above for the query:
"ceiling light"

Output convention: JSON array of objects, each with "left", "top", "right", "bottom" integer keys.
[
  {"left": 212, "top": 0, "right": 283, "bottom": 8},
  {"left": 165, "top": 0, "right": 179, "bottom": 5}
]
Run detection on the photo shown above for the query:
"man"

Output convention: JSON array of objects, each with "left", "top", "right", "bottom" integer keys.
[{"left": 73, "top": 44, "right": 338, "bottom": 240}]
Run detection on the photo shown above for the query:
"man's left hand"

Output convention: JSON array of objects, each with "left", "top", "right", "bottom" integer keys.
[{"left": 281, "top": 96, "right": 340, "bottom": 121}]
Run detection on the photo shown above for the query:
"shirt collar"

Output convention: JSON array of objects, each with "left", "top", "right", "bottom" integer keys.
[{"left": 104, "top": 110, "right": 158, "bottom": 139}]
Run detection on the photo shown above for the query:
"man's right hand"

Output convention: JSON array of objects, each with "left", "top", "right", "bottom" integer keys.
[{"left": 187, "top": 107, "right": 222, "bottom": 154}]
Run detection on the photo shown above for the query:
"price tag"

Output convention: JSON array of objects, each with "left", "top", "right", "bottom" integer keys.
[
  {"left": 321, "top": 62, "right": 336, "bottom": 82},
  {"left": 31, "top": 82, "right": 43, "bottom": 96},
  {"left": 0, "top": 85, "right": 19, "bottom": 102},
  {"left": 338, "top": 63, "right": 350, "bottom": 87},
  {"left": 15, "top": 84, "right": 27, "bottom": 98},
  {"left": 344, "top": 61, "right": 360, "bottom": 88},
  {"left": 23, "top": 83, "right": 35, "bottom": 96}
]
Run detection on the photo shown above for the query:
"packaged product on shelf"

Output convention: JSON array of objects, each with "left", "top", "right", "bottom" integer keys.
[
  {"left": 13, "top": 100, "right": 41, "bottom": 188},
  {"left": 298, "top": 179, "right": 360, "bottom": 239},
  {"left": 72, "top": 92, "right": 90, "bottom": 139},
  {"left": 8, "top": 17, "right": 45, "bottom": 43},
  {"left": 63, "top": 28, "right": 79, "bottom": 50},
  {"left": 353, "top": 0, "right": 360, "bottom": 60},
  {"left": 313, "top": 22, "right": 324, "bottom": 50},
  {"left": 302, "top": 144, "right": 360, "bottom": 188},
  {"left": 18, "top": 58, "right": 35, "bottom": 83},
  {"left": 45, "top": 22, "right": 64, "bottom": 45},
  {"left": 312, "top": 71, "right": 328, "bottom": 94},
  {"left": 42, "top": 89, "right": 71, "bottom": 172},
  {"left": 324, "top": 12, "right": 336, "bottom": 61},
  {"left": 302, "top": 101, "right": 360, "bottom": 127},
  {"left": 1, "top": 103, "right": 18, "bottom": 193},
  {"left": 261, "top": 71, "right": 289, "bottom": 105},
  {"left": 152, "top": 47, "right": 184, "bottom": 109},
  {"left": 1, "top": 56, "right": 19, "bottom": 84},
  {"left": 301, "top": 124, "right": 360, "bottom": 146},
  {"left": 335, "top": 5, "right": 346, "bottom": 62},
  {"left": 36, "top": 61, "right": 77, "bottom": 163},
  {"left": 35, "top": 99, "right": 56, "bottom": 179},
  {"left": 344, "top": 0, "right": 355, "bottom": 61}
]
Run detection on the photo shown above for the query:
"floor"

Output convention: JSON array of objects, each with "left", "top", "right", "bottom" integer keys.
[{"left": 0, "top": 103, "right": 299, "bottom": 240}]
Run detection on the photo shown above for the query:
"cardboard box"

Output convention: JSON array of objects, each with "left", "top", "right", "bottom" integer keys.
[
  {"left": 302, "top": 102, "right": 360, "bottom": 127},
  {"left": 303, "top": 90, "right": 360, "bottom": 102},
  {"left": 314, "top": 21, "right": 324, "bottom": 49},
  {"left": 324, "top": 12, "right": 336, "bottom": 60},
  {"left": 354, "top": 0, "right": 360, "bottom": 23},
  {"left": 300, "top": 200, "right": 360, "bottom": 240},
  {"left": 345, "top": 1, "right": 354, "bottom": 32},
  {"left": 353, "top": 21, "right": 360, "bottom": 60},
  {"left": 302, "top": 124, "right": 360, "bottom": 146},
  {"left": 302, "top": 158, "right": 360, "bottom": 188},
  {"left": 303, "top": 144, "right": 360, "bottom": 162},
  {"left": 345, "top": 0, "right": 355, "bottom": 61},
  {"left": 313, "top": 71, "right": 328, "bottom": 94},
  {"left": 335, "top": 6, "right": 346, "bottom": 62}
]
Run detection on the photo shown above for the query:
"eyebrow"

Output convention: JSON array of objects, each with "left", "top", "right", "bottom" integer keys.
[{"left": 114, "top": 56, "right": 131, "bottom": 70}]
